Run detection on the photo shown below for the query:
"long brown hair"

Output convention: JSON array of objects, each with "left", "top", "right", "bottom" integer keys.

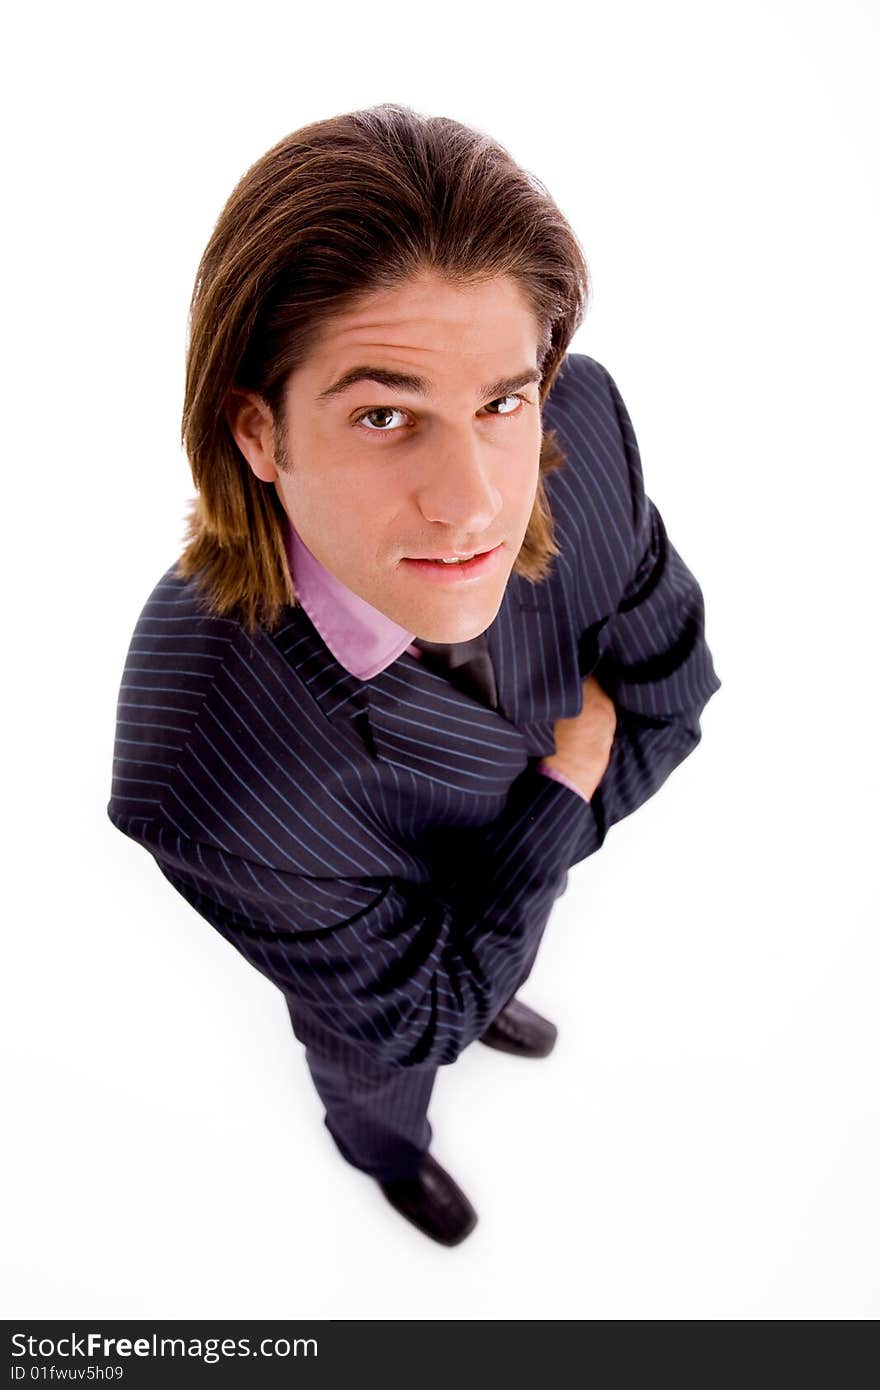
[{"left": 178, "top": 103, "right": 591, "bottom": 634}]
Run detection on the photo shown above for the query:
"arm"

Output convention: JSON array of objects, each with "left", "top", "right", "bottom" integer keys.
[
  {"left": 570, "top": 364, "right": 722, "bottom": 837},
  {"left": 132, "top": 762, "right": 602, "bottom": 1074}
]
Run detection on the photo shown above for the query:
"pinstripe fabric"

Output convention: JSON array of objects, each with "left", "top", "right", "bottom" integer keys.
[
  {"left": 107, "top": 352, "right": 721, "bottom": 1174},
  {"left": 285, "top": 989, "right": 438, "bottom": 1180}
]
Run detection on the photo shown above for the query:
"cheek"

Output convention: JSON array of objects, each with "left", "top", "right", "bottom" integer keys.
[
  {"left": 506, "top": 446, "right": 541, "bottom": 506},
  {"left": 291, "top": 453, "right": 374, "bottom": 524},
  {"left": 321, "top": 476, "right": 400, "bottom": 565}
]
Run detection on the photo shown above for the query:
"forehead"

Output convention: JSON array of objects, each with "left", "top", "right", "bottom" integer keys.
[{"left": 303, "top": 272, "right": 541, "bottom": 378}]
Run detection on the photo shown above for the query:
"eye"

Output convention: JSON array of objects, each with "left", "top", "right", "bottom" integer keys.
[
  {"left": 355, "top": 405, "right": 409, "bottom": 433},
  {"left": 483, "top": 394, "right": 525, "bottom": 417},
  {"left": 353, "top": 394, "right": 527, "bottom": 434}
]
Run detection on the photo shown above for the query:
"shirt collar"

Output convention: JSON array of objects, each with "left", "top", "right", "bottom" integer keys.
[{"left": 283, "top": 514, "right": 416, "bottom": 680}]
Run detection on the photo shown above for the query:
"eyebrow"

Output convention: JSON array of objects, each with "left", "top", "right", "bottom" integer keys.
[{"left": 315, "top": 364, "right": 542, "bottom": 404}]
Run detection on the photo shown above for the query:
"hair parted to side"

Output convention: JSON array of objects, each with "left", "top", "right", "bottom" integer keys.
[{"left": 178, "top": 102, "right": 591, "bottom": 635}]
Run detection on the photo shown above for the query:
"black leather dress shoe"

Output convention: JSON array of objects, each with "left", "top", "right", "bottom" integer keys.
[
  {"left": 378, "top": 1154, "right": 478, "bottom": 1246},
  {"left": 478, "top": 997, "right": 558, "bottom": 1058}
]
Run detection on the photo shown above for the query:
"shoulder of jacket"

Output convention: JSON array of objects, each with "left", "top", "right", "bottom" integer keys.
[
  {"left": 540, "top": 352, "right": 638, "bottom": 614},
  {"left": 109, "top": 562, "right": 253, "bottom": 836},
  {"left": 128, "top": 561, "right": 241, "bottom": 649}
]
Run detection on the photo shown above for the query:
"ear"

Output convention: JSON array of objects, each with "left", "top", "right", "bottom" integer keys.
[{"left": 224, "top": 388, "right": 278, "bottom": 483}]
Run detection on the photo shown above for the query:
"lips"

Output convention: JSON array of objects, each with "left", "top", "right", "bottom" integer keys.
[
  {"left": 421, "top": 554, "right": 477, "bottom": 564},
  {"left": 407, "top": 545, "right": 495, "bottom": 562},
  {"left": 400, "top": 543, "right": 504, "bottom": 581}
]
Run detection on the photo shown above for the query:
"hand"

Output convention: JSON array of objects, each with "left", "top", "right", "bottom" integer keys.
[{"left": 543, "top": 675, "right": 618, "bottom": 802}]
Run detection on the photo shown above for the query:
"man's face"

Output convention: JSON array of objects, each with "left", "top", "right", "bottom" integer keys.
[{"left": 234, "top": 270, "right": 545, "bottom": 643}]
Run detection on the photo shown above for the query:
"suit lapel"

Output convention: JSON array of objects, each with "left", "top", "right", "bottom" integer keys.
[
  {"left": 362, "top": 651, "right": 527, "bottom": 794},
  {"left": 485, "top": 569, "right": 587, "bottom": 751},
  {"left": 269, "top": 566, "right": 594, "bottom": 786}
]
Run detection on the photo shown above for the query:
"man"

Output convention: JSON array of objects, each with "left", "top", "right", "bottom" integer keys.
[{"left": 107, "top": 104, "right": 721, "bottom": 1247}]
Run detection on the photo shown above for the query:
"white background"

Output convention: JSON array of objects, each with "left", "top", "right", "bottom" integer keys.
[{"left": 3, "top": 0, "right": 877, "bottom": 1321}]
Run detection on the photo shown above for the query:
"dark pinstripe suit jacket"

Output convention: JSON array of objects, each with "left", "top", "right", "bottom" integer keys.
[{"left": 107, "top": 352, "right": 721, "bottom": 1070}]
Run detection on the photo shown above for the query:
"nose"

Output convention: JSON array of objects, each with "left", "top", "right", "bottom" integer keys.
[{"left": 414, "top": 435, "right": 503, "bottom": 534}]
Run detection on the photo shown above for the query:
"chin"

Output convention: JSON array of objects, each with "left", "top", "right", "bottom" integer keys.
[
  {"left": 413, "top": 596, "right": 505, "bottom": 645},
  {"left": 416, "top": 622, "right": 482, "bottom": 644}
]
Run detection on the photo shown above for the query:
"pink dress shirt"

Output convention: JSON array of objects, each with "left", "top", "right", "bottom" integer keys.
[{"left": 283, "top": 516, "right": 589, "bottom": 803}]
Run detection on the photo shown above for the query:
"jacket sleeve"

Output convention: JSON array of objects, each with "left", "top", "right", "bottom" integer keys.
[
  {"left": 119, "top": 765, "right": 601, "bottom": 1073},
  {"left": 583, "top": 364, "right": 723, "bottom": 842}
]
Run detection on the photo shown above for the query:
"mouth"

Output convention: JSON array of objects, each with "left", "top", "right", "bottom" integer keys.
[{"left": 400, "top": 542, "right": 504, "bottom": 581}]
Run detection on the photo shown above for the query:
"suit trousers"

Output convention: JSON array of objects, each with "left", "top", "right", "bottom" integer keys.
[
  {"left": 282, "top": 990, "right": 437, "bottom": 1182},
  {"left": 280, "top": 870, "right": 567, "bottom": 1181}
]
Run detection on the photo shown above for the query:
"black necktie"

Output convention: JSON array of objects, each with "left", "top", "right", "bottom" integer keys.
[{"left": 412, "top": 631, "right": 499, "bottom": 711}]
